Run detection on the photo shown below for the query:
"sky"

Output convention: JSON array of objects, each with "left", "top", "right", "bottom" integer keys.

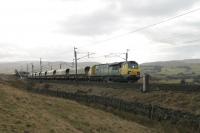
[{"left": 0, "top": 0, "right": 200, "bottom": 64}]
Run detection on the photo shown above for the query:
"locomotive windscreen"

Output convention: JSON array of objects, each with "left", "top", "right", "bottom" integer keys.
[{"left": 128, "top": 61, "right": 138, "bottom": 69}]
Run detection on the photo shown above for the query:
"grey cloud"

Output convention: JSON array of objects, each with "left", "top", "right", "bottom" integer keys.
[
  {"left": 145, "top": 24, "right": 200, "bottom": 59},
  {"left": 181, "top": 21, "right": 200, "bottom": 30},
  {"left": 61, "top": 9, "right": 121, "bottom": 36},
  {"left": 0, "top": 48, "right": 18, "bottom": 59},
  {"left": 0, "top": 43, "right": 30, "bottom": 60},
  {"left": 60, "top": 0, "right": 199, "bottom": 39},
  {"left": 142, "top": 13, "right": 200, "bottom": 46},
  {"left": 164, "top": 44, "right": 200, "bottom": 59},
  {"left": 146, "top": 30, "right": 200, "bottom": 46},
  {"left": 118, "top": 0, "right": 198, "bottom": 16},
  {"left": 0, "top": 52, "right": 15, "bottom": 59}
]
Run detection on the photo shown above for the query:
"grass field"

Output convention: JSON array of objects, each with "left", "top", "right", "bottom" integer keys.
[
  {"left": 1, "top": 75, "right": 198, "bottom": 132},
  {"left": 141, "top": 63, "right": 200, "bottom": 84},
  {"left": 35, "top": 82, "right": 200, "bottom": 115},
  {"left": 0, "top": 82, "right": 160, "bottom": 133}
]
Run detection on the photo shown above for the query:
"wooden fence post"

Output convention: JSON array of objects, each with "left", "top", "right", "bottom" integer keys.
[{"left": 142, "top": 74, "right": 150, "bottom": 92}]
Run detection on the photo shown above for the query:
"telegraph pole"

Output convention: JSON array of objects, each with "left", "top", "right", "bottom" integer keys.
[
  {"left": 31, "top": 64, "right": 34, "bottom": 77},
  {"left": 126, "top": 49, "right": 129, "bottom": 62},
  {"left": 26, "top": 64, "right": 29, "bottom": 73},
  {"left": 40, "top": 58, "right": 42, "bottom": 72},
  {"left": 73, "top": 47, "right": 95, "bottom": 80},
  {"left": 26, "top": 64, "right": 29, "bottom": 77},
  {"left": 74, "top": 47, "right": 78, "bottom": 79}
]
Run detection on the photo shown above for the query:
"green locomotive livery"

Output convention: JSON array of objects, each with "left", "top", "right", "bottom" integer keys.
[{"left": 89, "top": 61, "right": 140, "bottom": 81}]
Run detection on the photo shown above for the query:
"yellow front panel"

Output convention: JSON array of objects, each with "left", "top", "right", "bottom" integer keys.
[
  {"left": 120, "top": 63, "right": 140, "bottom": 77},
  {"left": 120, "top": 64, "right": 128, "bottom": 75},
  {"left": 89, "top": 66, "right": 96, "bottom": 76},
  {"left": 130, "top": 69, "right": 140, "bottom": 76}
]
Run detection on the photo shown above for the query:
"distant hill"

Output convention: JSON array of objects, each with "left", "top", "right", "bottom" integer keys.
[
  {"left": 141, "top": 59, "right": 200, "bottom": 66},
  {"left": 0, "top": 61, "right": 99, "bottom": 74},
  {"left": 2, "top": 59, "right": 200, "bottom": 76},
  {"left": 140, "top": 59, "right": 200, "bottom": 77}
]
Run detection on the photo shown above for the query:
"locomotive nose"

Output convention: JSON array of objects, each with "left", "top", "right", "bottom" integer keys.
[
  {"left": 129, "top": 70, "right": 140, "bottom": 77},
  {"left": 137, "top": 72, "right": 140, "bottom": 76},
  {"left": 136, "top": 72, "right": 140, "bottom": 77}
]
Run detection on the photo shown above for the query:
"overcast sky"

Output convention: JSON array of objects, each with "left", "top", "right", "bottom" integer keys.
[{"left": 0, "top": 0, "right": 200, "bottom": 64}]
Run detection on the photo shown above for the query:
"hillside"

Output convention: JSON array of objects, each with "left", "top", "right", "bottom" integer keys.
[
  {"left": 1, "top": 59, "right": 200, "bottom": 82},
  {"left": 140, "top": 59, "right": 200, "bottom": 83},
  {"left": 0, "top": 78, "right": 157, "bottom": 133},
  {"left": 0, "top": 61, "right": 99, "bottom": 74},
  {"left": 142, "top": 59, "right": 200, "bottom": 66}
]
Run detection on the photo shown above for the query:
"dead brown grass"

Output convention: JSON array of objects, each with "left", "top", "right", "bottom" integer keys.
[
  {"left": 0, "top": 83, "right": 159, "bottom": 133},
  {"left": 42, "top": 82, "right": 200, "bottom": 115}
]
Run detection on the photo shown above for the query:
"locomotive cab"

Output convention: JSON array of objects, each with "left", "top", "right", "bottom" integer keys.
[{"left": 121, "top": 61, "right": 140, "bottom": 81}]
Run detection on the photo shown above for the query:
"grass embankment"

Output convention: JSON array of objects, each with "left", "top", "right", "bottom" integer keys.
[
  {"left": 0, "top": 82, "right": 158, "bottom": 133},
  {"left": 35, "top": 82, "right": 200, "bottom": 115}
]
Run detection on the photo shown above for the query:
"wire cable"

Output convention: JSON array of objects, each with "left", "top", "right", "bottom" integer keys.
[{"left": 79, "top": 7, "right": 200, "bottom": 48}]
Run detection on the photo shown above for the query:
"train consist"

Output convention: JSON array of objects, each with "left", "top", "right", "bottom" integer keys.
[{"left": 30, "top": 61, "right": 140, "bottom": 82}]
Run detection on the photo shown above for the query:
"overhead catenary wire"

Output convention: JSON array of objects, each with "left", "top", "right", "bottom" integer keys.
[
  {"left": 30, "top": 36, "right": 200, "bottom": 73},
  {"left": 29, "top": 7, "right": 200, "bottom": 69},
  {"left": 48, "top": 8, "right": 200, "bottom": 62},
  {"left": 78, "top": 7, "right": 200, "bottom": 49}
]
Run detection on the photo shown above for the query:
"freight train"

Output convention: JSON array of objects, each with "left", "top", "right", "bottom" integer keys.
[{"left": 30, "top": 61, "right": 140, "bottom": 82}]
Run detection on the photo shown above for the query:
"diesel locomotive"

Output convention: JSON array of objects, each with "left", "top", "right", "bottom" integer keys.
[{"left": 31, "top": 61, "right": 140, "bottom": 82}]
